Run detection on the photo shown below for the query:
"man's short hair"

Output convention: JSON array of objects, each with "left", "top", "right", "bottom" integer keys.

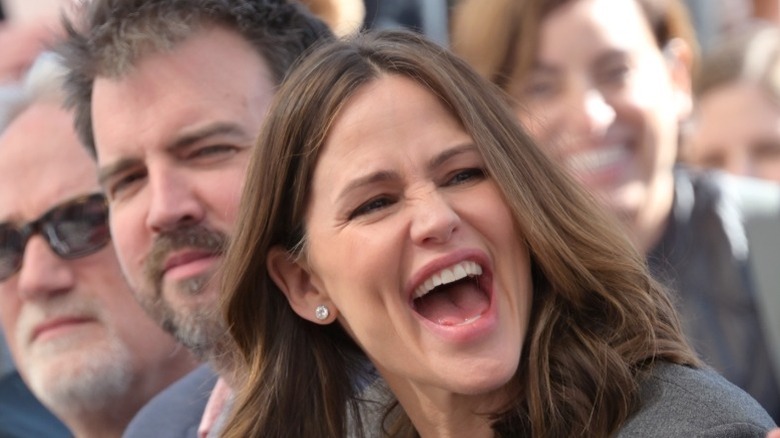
[{"left": 58, "top": 0, "right": 333, "bottom": 156}]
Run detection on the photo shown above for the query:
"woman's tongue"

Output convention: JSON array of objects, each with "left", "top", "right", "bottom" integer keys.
[{"left": 414, "top": 280, "right": 489, "bottom": 326}]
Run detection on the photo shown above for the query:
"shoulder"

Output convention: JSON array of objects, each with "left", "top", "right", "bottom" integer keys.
[
  {"left": 0, "top": 371, "right": 70, "bottom": 437},
  {"left": 123, "top": 364, "right": 219, "bottom": 438},
  {"left": 617, "top": 363, "right": 776, "bottom": 437}
]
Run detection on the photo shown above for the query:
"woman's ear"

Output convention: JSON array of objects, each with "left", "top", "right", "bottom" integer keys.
[
  {"left": 267, "top": 245, "right": 337, "bottom": 324},
  {"left": 662, "top": 37, "right": 694, "bottom": 121}
]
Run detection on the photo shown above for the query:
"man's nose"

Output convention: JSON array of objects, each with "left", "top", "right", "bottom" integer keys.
[
  {"left": 16, "top": 236, "right": 76, "bottom": 301},
  {"left": 145, "top": 170, "right": 206, "bottom": 233}
]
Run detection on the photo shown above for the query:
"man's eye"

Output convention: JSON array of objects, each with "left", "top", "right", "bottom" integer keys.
[
  {"left": 447, "top": 168, "right": 485, "bottom": 186},
  {"left": 108, "top": 170, "right": 146, "bottom": 199},
  {"left": 192, "top": 145, "right": 238, "bottom": 158},
  {"left": 348, "top": 196, "right": 395, "bottom": 219}
]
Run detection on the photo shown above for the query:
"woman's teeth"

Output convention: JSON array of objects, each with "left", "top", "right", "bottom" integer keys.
[{"left": 414, "top": 260, "right": 482, "bottom": 298}]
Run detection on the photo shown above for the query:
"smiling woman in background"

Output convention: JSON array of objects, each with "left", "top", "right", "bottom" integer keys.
[
  {"left": 217, "top": 30, "right": 774, "bottom": 437},
  {"left": 450, "top": 0, "right": 780, "bottom": 421}
]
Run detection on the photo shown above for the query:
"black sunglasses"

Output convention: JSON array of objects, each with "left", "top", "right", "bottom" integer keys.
[{"left": 0, "top": 193, "right": 110, "bottom": 282}]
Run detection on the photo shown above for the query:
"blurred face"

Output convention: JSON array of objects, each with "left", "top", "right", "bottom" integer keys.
[
  {"left": 0, "top": 103, "right": 194, "bottom": 415},
  {"left": 510, "top": 0, "right": 690, "bottom": 250},
  {"left": 686, "top": 81, "right": 780, "bottom": 181},
  {"left": 289, "top": 76, "right": 532, "bottom": 413},
  {"left": 91, "top": 26, "right": 276, "bottom": 360}
]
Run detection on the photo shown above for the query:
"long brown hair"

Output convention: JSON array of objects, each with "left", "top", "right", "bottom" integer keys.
[
  {"left": 450, "top": 0, "right": 698, "bottom": 92},
  {"left": 220, "top": 30, "right": 698, "bottom": 437}
]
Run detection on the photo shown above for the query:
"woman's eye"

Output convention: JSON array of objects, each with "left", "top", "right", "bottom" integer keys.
[
  {"left": 447, "top": 168, "right": 486, "bottom": 186},
  {"left": 599, "top": 64, "right": 630, "bottom": 85},
  {"left": 349, "top": 196, "right": 395, "bottom": 219},
  {"left": 754, "top": 140, "right": 780, "bottom": 159},
  {"left": 523, "top": 79, "right": 558, "bottom": 99}
]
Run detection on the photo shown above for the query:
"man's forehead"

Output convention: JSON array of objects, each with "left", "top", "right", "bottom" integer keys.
[
  {"left": 95, "top": 118, "right": 252, "bottom": 159},
  {"left": 92, "top": 71, "right": 271, "bottom": 160},
  {"left": 0, "top": 104, "right": 97, "bottom": 190},
  {"left": 0, "top": 155, "right": 99, "bottom": 223}
]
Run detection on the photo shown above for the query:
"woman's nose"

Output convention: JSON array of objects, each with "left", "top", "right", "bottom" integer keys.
[
  {"left": 564, "top": 87, "right": 616, "bottom": 139},
  {"left": 409, "top": 190, "right": 461, "bottom": 245}
]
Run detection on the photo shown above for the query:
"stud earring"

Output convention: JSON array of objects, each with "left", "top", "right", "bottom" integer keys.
[{"left": 315, "top": 305, "right": 330, "bottom": 321}]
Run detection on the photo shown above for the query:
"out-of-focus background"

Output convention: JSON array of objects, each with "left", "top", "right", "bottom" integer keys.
[{"left": 3, "top": 0, "right": 771, "bottom": 87}]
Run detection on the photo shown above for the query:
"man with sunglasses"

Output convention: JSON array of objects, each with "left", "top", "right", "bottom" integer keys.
[{"left": 0, "top": 54, "right": 198, "bottom": 438}]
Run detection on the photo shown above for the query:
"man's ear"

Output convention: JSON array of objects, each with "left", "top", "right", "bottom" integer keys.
[
  {"left": 267, "top": 246, "right": 337, "bottom": 324},
  {"left": 663, "top": 37, "right": 694, "bottom": 120}
]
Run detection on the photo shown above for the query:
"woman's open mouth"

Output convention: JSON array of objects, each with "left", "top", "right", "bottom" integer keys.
[{"left": 412, "top": 260, "right": 491, "bottom": 327}]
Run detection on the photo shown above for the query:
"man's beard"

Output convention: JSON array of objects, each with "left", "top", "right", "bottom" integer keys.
[
  {"left": 16, "top": 298, "right": 133, "bottom": 414},
  {"left": 24, "top": 329, "right": 133, "bottom": 414},
  {"left": 141, "top": 225, "right": 228, "bottom": 361},
  {"left": 146, "top": 287, "right": 227, "bottom": 361}
]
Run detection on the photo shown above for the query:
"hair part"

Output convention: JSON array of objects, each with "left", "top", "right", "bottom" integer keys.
[{"left": 220, "top": 29, "right": 699, "bottom": 437}]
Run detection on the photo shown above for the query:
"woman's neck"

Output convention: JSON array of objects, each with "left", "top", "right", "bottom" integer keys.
[{"left": 383, "top": 375, "right": 505, "bottom": 438}]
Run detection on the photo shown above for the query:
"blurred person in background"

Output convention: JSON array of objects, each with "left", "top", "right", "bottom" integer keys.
[
  {"left": 0, "top": 0, "right": 75, "bottom": 84},
  {"left": 300, "top": 0, "right": 364, "bottom": 36},
  {"left": 0, "top": 52, "right": 197, "bottom": 438},
  {"left": 362, "top": 0, "right": 450, "bottom": 46},
  {"left": 451, "top": 0, "right": 780, "bottom": 421},
  {"left": 683, "top": 0, "right": 779, "bottom": 53},
  {"left": 682, "top": 22, "right": 780, "bottom": 181}
]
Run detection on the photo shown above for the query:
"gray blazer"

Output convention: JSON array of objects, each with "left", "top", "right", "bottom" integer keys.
[{"left": 618, "top": 363, "right": 776, "bottom": 437}]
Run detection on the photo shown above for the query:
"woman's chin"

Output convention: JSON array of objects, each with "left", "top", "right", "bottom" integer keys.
[{"left": 434, "top": 358, "right": 519, "bottom": 397}]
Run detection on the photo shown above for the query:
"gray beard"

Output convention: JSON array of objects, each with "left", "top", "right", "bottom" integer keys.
[
  {"left": 141, "top": 275, "right": 227, "bottom": 363},
  {"left": 164, "top": 304, "right": 226, "bottom": 362},
  {"left": 26, "top": 336, "right": 132, "bottom": 414}
]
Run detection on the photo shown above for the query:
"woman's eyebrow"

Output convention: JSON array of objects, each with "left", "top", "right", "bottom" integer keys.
[
  {"left": 336, "top": 170, "right": 399, "bottom": 203},
  {"left": 427, "top": 143, "right": 478, "bottom": 170}
]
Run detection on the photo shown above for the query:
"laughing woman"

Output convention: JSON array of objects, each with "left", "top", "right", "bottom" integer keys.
[{"left": 219, "top": 31, "right": 775, "bottom": 437}]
